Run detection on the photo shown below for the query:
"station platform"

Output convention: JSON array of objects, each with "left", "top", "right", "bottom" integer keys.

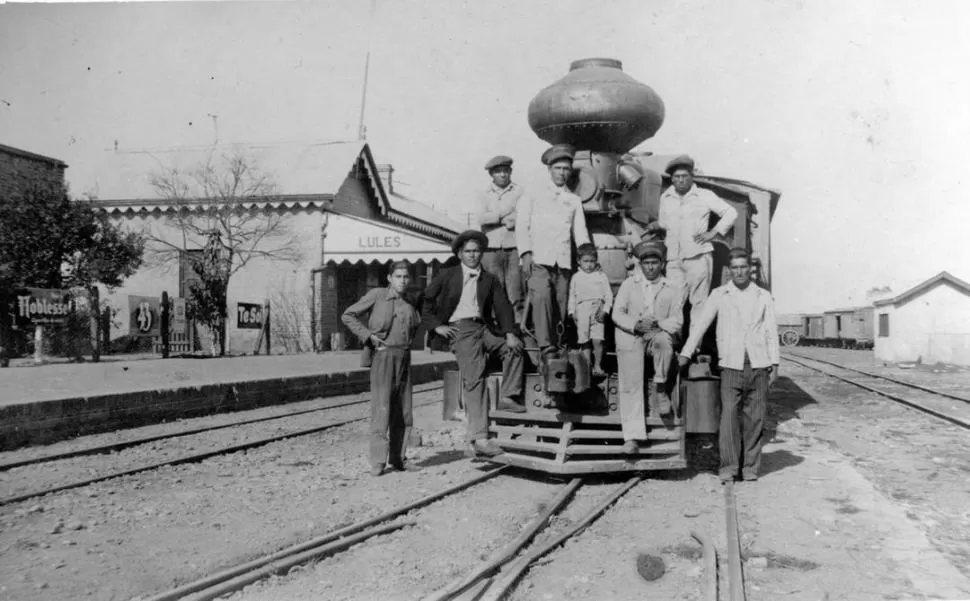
[{"left": 0, "top": 351, "right": 455, "bottom": 451}]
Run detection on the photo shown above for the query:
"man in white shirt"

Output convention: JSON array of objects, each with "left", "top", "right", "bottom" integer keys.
[
  {"left": 476, "top": 155, "right": 525, "bottom": 321},
  {"left": 678, "top": 248, "right": 780, "bottom": 483},
  {"left": 516, "top": 144, "right": 592, "bottom": 352},
  {"left": 654, "top": 155, "right": 738, "bottom": 325}
]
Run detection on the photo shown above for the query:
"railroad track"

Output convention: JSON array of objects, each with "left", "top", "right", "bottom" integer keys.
[
  {"left": 125, "top": 470, "right": 748, "bottom": 600},
  {"left": 782, "top": 351, "right": 970, "bottom": 430},
  {"left": 0, "top": 382, "right": 444, "bottom": 471},
  {"left": 0, "top": 386, "right": 445, "bottom": 507}
]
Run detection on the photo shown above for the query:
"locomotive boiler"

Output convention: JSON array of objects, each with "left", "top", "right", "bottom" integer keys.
[{"left": 454, "top": 57, "right": 780, "bottom": 475}]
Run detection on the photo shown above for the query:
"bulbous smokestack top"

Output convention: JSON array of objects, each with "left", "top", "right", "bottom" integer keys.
[{"left": 528, "top": 58, "right": 665, "bottom": 154}]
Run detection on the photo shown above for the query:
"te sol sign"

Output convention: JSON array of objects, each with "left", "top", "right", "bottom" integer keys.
[{"left": 237, "top": 302, "right": 264, "bottom": 330}]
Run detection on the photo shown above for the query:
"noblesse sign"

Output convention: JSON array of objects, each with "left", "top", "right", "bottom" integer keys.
[{"left": 14, "top": 288, "right": 86, "bottom": 326}]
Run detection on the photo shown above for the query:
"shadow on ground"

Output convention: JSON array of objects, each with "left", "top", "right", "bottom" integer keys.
[
  {"left": 416, "top": 450, "right": 467, "bottom": 468},
  {"left": 765, "top": 376, "right": 819, "bottom": 442}
]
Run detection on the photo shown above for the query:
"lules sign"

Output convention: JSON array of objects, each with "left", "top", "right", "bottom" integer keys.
[{"left": 357, "top": 235, "right": 402, "bottom": 249}]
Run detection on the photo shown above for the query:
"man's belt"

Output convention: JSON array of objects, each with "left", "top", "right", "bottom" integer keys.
[{"left": 449, "top": 318, "right": 484, "bottom": 326}]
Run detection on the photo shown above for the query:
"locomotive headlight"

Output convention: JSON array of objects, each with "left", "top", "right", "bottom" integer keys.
[{"left": 617, "top": 161, "right": 644, "bottom": 189}]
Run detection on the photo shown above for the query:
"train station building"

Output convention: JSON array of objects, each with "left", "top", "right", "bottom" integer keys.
[
  {"left": 873, "top": 271, "right": 970, "bottom": 366},
  {"left": 87, "top": 141, "right": 463, "bottom": 354}
]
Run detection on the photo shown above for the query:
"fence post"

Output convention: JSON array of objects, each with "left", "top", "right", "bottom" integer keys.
[
  {"left": 311, "top": 273, "right": 318, "bottom": 353},
  {"left": 34, "top": 325, "right": 43, "bottom": 364},
  {"left": 263, "top": 298, "right": 271, "bottom": 356},
  {"left": 161, "top": 291, "right": 170, "bottom": 359},
  {"left": 90, "top": 287, "right": 101, "bottom": 363}
]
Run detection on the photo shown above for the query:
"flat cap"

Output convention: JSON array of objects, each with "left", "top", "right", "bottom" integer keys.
[
  {"left": 484, "top": 155, "right": 513, "bottom": 171},
  {"left": 664, "top": 154, "right": 695, "bottom": 175},
  {"left": 633, "top": 240, "right": 667, "bottom": 260},
  {"left": 541, "top": 143, "right": 576, "bottom": 166},
  {"left": 451, "top": 230, "right": 489, "bottom": 255}
]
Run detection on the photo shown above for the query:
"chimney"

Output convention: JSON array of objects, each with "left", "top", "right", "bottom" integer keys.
[{"left": 376, "top": 164, "right": 394, "bottom": 195}]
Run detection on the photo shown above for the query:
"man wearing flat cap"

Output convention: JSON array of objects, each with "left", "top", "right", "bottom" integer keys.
[
  {"left": 421, "top": 230, "right": 526, "bottom": 458},
  {"left": 516, "top": 144, "right": 592, "bottom": 354},
  {"left": 611, "top": 240, "right": 686, "bottom": 453},
  {"left": 653, "top": 154, "right": 738, "bottom": 326},
  {"left": 475, "top": 155, "right": 525, "bottom": 322}
]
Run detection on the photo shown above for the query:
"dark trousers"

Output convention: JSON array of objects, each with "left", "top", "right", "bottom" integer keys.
[
  {"left": 369, "top": 347, "right": 412, "bottom": 468},
  {"left": 525, "top": 264, "right": 571, "bottom": 348},
  {"left": 482, "top": 249, "right": 524, "bottom": 321},
  {"left": 452, "top": 320, "right": 525, "bottom": 442},
  {"left": 719, "top": 357, "right": 769, "bottom": 479}
]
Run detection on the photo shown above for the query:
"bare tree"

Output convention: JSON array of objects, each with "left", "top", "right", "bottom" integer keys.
[{"left": 147, "top": 150, "right": 303, "bottom": 355}]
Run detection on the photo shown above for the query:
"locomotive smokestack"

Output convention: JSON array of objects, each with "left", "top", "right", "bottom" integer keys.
[{"left": 527, "top": 58, "right": 665, "bottom": 154}]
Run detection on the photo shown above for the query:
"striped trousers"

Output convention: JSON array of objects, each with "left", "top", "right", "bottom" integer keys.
[{"left": 719, "top": 357, "right": 769, "bottom": 479}]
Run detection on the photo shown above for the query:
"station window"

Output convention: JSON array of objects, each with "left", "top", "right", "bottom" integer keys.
[{"left": 878, "top": 313, "right": 890, "bottom": 337}]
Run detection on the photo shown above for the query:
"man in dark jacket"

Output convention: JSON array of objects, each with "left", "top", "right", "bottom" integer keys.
[{"left": 423, "top": 230, "right": 525, "bottom": 457}]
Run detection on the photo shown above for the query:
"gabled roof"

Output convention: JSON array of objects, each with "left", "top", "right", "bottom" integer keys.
[
  {"left": 387, "top": 192, "right": 465, "bottom": 239},
  {"left": 0, "top": 143, "right": 67, "bottom": 167},
  {"left": 873, "top": 271, "right": 970, "bottom": 307},
  {"left": 84, "top": 140, "right": 370, "bottom": 207}
]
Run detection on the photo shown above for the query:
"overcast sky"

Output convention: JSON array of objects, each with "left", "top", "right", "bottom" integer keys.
[{"left": 2, "top": 0, "right": 969, "bottom": 313}]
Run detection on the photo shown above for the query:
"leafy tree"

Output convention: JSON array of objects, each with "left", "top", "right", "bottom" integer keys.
[
  {"left": 147, "top": 150, "right": 302, "bottom": 356},
  {"left": 0, "top": 183, "right": 144, "bottom": 290}
]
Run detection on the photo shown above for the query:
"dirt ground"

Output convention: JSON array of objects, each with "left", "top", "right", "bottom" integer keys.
[{"left": 1, "top": 350, "right": 969, "bottom": 601}]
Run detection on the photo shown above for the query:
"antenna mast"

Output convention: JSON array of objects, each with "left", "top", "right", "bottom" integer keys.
[{"left": 357, "top": 0, "right": 377, "bottom": 141}]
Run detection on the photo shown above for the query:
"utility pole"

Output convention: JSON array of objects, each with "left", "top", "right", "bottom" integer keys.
[{"left": 357, "top": 0, "right": 377, "bottom": 141}]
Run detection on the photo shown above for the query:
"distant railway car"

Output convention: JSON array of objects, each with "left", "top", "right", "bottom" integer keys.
[
  {"left": 826, "top": 306, "right": 874, "bottom": 349},
  {"left": 803, "top": 314, "right": 824, "bottom": 340},
  {"left": 777, "top": 313, "right": 802, "bottom": 346}
]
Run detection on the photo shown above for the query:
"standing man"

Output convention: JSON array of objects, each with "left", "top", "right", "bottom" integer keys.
[
  {"left": 612, "top": 241, "right": 686, "bottom": 452},
  {"left": 517, "top": 144, "right": 591, "bottom": 353},
  {"left": 422, "top": 230, "right": 526, "bottom": 458},
  {"left": 678, "top": 248, "right": 780, "bottom": 483},
  {"left": 476, "top": 155, "right": 525, "bottom": 321},
  {"left": 655, "top": 155, "right": 738, "bottom": 324}
]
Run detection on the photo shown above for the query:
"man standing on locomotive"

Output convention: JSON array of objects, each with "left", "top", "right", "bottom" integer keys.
[
  {"left": 422, "top": 230, "right": 526, "bottom": 458},
  {"left": 612, "top": 241, "right": 686, "bottom": 452},
  {"left": 476, "top": 155, "right": 525, "bottom": 322},
  {"left": 653, "top": 155, "right": 738, "bottom": 324},
  {"left": 516, "top": 144, "right": 591, "bottom": 354},
  {"left": 678, "top": 248, "right": 780, "bottom": 482}
]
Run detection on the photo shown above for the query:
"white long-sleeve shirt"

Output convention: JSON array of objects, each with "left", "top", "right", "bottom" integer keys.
[
  {"left": 680, "top": 281, "right": 780, "bottom": 370},
  {"left": 516, "top": 182, "right": 591, "bottom": 268},
  {"left": 658, "top": 184, "right": 738, "bottom": 260}
]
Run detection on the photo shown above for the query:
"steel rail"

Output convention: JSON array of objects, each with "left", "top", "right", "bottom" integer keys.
[
  {"left": 691, "top": 530, "right": 719, "bottom": 601},
  {"left": 782, "top": 354, "right": 970, "bottom": 430},
  {"left": 0, "top": 383, "right": 443, "bottom": 471},
  {"left": 422, "top": 478, "right": 583, "bottom": 601},
  {"left": 783, "top": 351, "right": 970, "bottom": 404},
  {"left": 0, "top": 398, "right": 442, "bottom": 507},
  {"left": 723, "top": 481, "right": 746, "bottom": 601},
  {"left": 143, "top": 466, "right": 508, "bottom": 601},
  {"left": 477, "top": 476, "right": 642, "bottom": 601}
]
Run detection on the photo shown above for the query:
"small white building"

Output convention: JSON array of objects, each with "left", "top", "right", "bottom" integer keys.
[{"left": 873, "top": 271, "right": 970, "bottom": 365}]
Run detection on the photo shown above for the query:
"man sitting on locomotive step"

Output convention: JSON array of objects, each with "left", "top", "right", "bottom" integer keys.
[
  {"left": 476, "top": 154, "right": 526, "bottom": 322},
  {"left": 516, "top": 143, "right": 591, "bottom": 353},
  {"left": 678, "top": 248, "right": 780, "bottom": 482},
  {"left": 421, "top": 230, "right": 526, "bottom": 458},
  {"left": 612, "top": 240, "right": 686, "bottom": 453},
  {"left": 651, "top": 155, "right": 737, "bottom": 325}
]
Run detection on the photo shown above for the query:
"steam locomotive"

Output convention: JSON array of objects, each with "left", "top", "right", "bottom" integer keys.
[{"left": 449, "top": 58, "right": 781, "bottom": 475}]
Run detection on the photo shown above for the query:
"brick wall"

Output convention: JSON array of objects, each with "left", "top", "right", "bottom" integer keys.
[
  {"left": 0, "top": 147, "right": 66, "bottom": 199},
  {"left": 0, "top": 359, "right": 456, "bottom": 450}
]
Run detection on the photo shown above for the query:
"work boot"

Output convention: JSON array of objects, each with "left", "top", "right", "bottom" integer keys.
[
  {"left": 656, "top": 390, "right": 673, "bottom": 416},
  {"left": 496, "top": 397, "right": 526, "bottom": 413},
  {"left": 371, "top": 465, "right": 385, "bottom": 477},
  {"left": 623, "top": 440, "right": 639, "bottom": 455},
  {"left": 469, "top": 439, "right": 504, "bottom": 457},
  {"left": 388, "top": 461, "right": 421, "bottom": 473}
]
